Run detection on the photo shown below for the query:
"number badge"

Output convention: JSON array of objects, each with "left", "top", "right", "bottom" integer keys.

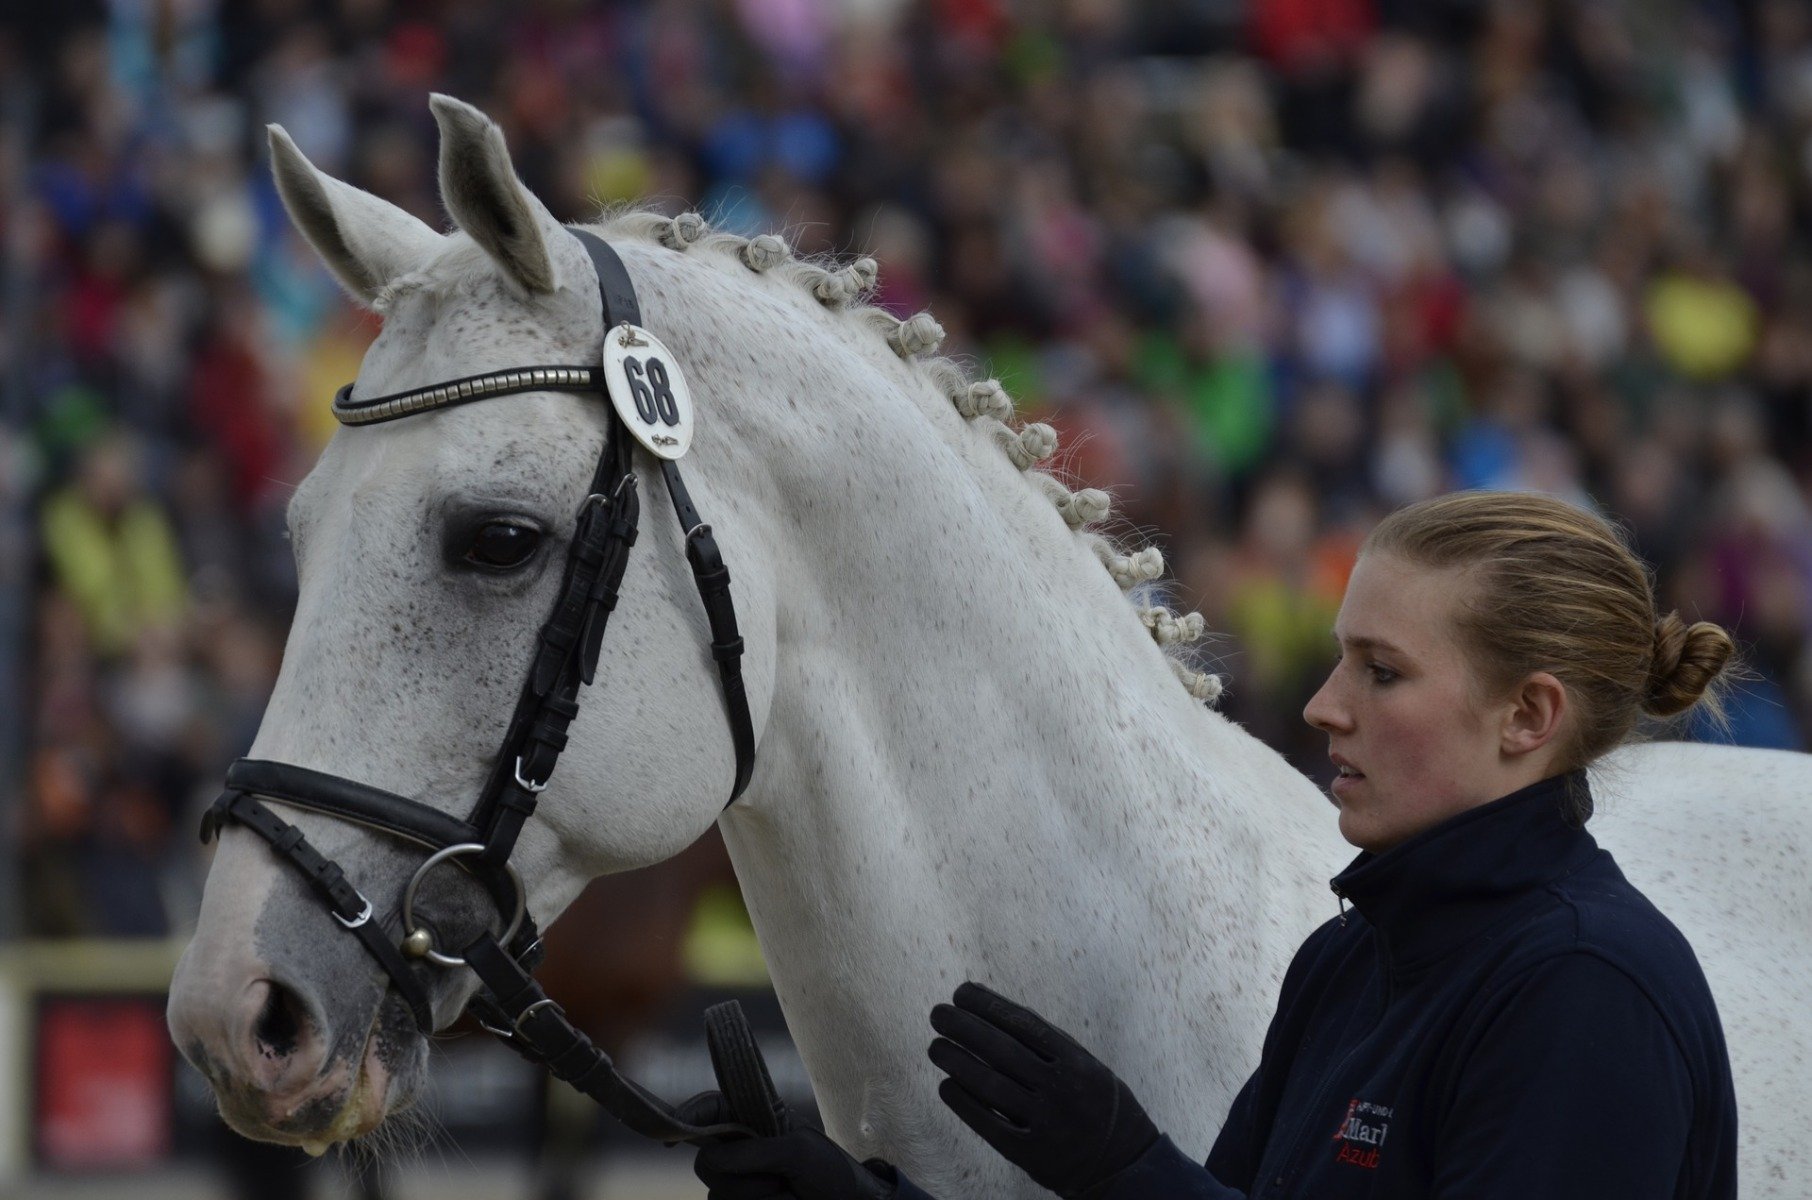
[{"left": 603, "top": 323, "right": 694, "bottom": 460}]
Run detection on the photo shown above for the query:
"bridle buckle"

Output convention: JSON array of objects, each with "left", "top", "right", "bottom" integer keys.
[
  {"left": 334, "top": 893, "right": 374, "bottom": 930},
  {"left": 514, "top": 997, "right": 565, "bottom": 1036},
  {"left": 577, "top": 472, "right": 636, "bottom": 523},
  {"left": 514, "top": 756, "right": 550, "bottom": 794}
]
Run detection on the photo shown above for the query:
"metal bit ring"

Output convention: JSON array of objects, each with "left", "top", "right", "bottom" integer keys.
[{"left": 400, "top": 843, "right": 526, "bottom": 968}]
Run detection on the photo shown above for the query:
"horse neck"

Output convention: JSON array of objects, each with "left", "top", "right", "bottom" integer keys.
[{"left": 636, "top": 244, "right": 1340, "bottom": 1178}]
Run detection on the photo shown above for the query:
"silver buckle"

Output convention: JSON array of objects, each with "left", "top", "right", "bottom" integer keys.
[
  {"left": 513, "top": 997, "right": 565, "bottom": 1036},
  {"left": 400, "top": 843, "right": 527, "bottom": 969},
  {"left": 334, "top": 894, "right": 373, "bottom": 930},
  {"left": 575, "top": 474, "right": 636, "bottom": 521},
  {"left": 514, "top": 756, "right": 550, "bottom": 794}
]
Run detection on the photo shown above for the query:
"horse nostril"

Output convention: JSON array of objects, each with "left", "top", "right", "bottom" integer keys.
[
  {"left": 233, "top": 978, "right": 331, "bottom": 1096},
  {"left": 253, "top": 979, "right": 307, "bottom": 1059}
]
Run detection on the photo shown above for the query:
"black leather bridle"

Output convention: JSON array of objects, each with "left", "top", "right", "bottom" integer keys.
[{"left": 198, "top": 229, "right": 782, "bottom": 1144}]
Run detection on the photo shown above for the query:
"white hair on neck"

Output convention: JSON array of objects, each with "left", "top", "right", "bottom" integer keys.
[
  {"left": 661, "top": 211, "right": 709, "bottom": 249},
  {"left": 370, "top": 272, "right": 431, "bottom": 314},
  {"left": 888, "top": 312, "right": 946, "bottom": 359},
  {"left": 1140, "top": 606, "right": 1207, "bottom": 646},
  {"left": 955, "top": 380, "right": 1014, "bottom": 422},
  {"left": 811, "top": 257, "right": 879, "bottom": 308},
  {"left": 741, "top": 234, "right": 791, "bottom": 272},
  {"left": 1000, "top": 423, "right": 1058, "bottom": 470},
  {"left": 1109, "top": 546, "right": 1164, "bottom": 588},
  {"left": 1172, "top": 660, "right": 1225, "bottom": 703},
  {"left": 580, "top": 208, "right": 1226, "bottom": 707}
]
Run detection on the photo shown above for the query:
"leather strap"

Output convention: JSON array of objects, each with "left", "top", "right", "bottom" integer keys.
[
  {"left": 568, "top": 229, "right": 643, "bottom": 327},
  {"left": 464, "top": 934, "right": 748, "bottom": 1144},
  {"left": 471, "top": 418, "right": 638, "bottom": 866},
  {"left": 661, "top": 459, "right": 755, "bottom": 802},
  {"left": 203, "top": 791, "right": 435, "bottom": 1031},
  {"left": 226, "top": 759, "right": 480, "bottom": 849}
]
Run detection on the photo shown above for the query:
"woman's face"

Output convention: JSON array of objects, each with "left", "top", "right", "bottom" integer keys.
[{"left": 1302, "top": 552, "right": 1519, "bottom": 853}]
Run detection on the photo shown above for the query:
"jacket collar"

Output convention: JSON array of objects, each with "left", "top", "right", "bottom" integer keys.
[{"left": 1329, "top": 771, "right": 1599, "bottom": 973}]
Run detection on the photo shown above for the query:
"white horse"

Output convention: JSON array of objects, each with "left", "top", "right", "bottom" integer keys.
[{"left": 167, "top": 96, "right": 1810, "bottom": 1195}]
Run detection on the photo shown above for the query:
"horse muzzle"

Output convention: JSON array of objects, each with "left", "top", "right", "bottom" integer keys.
[{"left": 169, "top": 958, "right": 421, "bottom": 1149}]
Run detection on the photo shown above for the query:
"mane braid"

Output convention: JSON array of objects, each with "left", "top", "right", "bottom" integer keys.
[{"left": 583, "top": 209, "right": 1227, "bottom": 708}]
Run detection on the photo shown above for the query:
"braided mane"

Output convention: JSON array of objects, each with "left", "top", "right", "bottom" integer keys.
[{"left": 595, "top": 209, "right": 1223, "bottom": 706}]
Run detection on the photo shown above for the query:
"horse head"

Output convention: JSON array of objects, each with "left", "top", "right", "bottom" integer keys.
[{"left": 167, "top": 95, "right": 783, "bottom": 1149}]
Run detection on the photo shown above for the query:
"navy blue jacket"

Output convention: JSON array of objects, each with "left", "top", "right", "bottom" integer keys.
[{"left": 1078, "top": 771, "right": 1738, "bottom": 1200}]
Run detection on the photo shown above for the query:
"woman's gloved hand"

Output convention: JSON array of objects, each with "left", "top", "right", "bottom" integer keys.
[
  {"left": 681, "top": 1091, "right": 902, "bottom": 1200},
  {"left": 929, "top": 981, "right": 1159, "bottom": 1198}
]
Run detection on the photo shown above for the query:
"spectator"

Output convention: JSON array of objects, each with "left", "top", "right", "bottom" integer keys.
[
  {"left": 9, "top": 0, "right": 1812, "bottom": 948},
  {"left": 38, "top": 433, "right": 184, "bottom": 660}
]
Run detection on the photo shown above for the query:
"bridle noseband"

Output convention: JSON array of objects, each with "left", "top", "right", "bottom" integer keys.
[{"left": 199, "top": 229, "right": 774, "bottom": 1144}]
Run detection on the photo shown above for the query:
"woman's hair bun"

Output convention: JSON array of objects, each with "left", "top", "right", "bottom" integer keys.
[{"left": 1644, "top": 612, "right": 1736, "bottom": 717}]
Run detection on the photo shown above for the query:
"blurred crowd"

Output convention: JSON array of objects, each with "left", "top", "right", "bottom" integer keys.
[{"left": 5, "top": 0, "right": 1812, "bottom": 941}]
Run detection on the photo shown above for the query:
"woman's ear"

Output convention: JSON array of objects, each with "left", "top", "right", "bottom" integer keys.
[{"left": 1501, "top": 671, "right": 1569, "bottom": 761}]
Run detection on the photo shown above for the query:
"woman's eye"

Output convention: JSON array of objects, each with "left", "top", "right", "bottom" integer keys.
[
  {"left": 464, "top": 522, "right": 542, "bottom": 569},
  {"left": 1368, "top": 663, "right": 1398, "bottom": 684}
]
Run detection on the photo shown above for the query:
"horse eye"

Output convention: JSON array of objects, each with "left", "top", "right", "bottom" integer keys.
[{"left": 465, "top": 521, "right": 542, "bottom": 569}]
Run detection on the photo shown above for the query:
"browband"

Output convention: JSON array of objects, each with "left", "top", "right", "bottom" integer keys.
[{"left": 333, "top": 365, "right": 604, "bottom": 425}]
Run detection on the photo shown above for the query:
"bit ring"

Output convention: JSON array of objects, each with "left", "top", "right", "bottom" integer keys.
[{"left": 400, "top": 843, "right": 526, "bottom": 968}]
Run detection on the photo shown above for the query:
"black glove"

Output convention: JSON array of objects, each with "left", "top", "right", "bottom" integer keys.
[
  {"left": 928, "top": 981, "right": 1159, "bottom": 1199},
  {"left": 680, "top": 1091, "right": 900, "bottom": 1200}
]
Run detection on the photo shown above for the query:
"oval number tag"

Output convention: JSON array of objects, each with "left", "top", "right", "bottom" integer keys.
[{"left": 603, "top": 323, "right": 694, "bottom": 460}]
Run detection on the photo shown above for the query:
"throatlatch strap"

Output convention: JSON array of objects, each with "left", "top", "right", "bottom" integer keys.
[
  {"left": 203, "top": 792, "right": 435, "bottom": 1031},
  {"left": 660, "top": 459, "right": 756, "bottom": 801}
]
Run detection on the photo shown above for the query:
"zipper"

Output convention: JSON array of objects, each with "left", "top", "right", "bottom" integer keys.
[
  {"left": 1331, "top": 879, "right": 1348, "bottom": 927},
  {"left": 1262, "top": 968, "right": 1390, "bottom": 1196}
]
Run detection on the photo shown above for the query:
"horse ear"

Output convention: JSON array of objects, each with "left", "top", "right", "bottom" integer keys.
[
  {"left": 429, "top": 94, "right": 563, "bottom": 295},
  {"left": 267, "top": 125, "right": 443, "bottom": 308}
]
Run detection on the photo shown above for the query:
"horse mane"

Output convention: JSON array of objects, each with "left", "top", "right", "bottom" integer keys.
[{"left": 465, "top": 206, "right": 1225, "bottom": 705}]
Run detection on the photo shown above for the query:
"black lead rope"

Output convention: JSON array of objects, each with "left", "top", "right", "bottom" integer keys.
[{"left": 200, "top": 227, "right": 776, "bottom": 1147}]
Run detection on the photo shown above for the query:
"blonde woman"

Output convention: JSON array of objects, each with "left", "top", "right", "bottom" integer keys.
[{"left": 690, "top": 491, "right": 1740, "bottom": 1200}]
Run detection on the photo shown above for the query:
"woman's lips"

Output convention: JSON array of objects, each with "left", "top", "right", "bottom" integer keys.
[{"left": 1331, "top": 771, "right": 1365, "bottom": 802}]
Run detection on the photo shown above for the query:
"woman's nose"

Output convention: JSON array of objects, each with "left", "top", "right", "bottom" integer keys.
[{"left": 1303, "top": 673, "right": 1346, "bottom": 732}]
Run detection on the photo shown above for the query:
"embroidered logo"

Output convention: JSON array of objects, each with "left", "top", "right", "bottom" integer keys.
[{"left": 1331, "top": 1097, "right": 1393, "bottom": 1169}]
